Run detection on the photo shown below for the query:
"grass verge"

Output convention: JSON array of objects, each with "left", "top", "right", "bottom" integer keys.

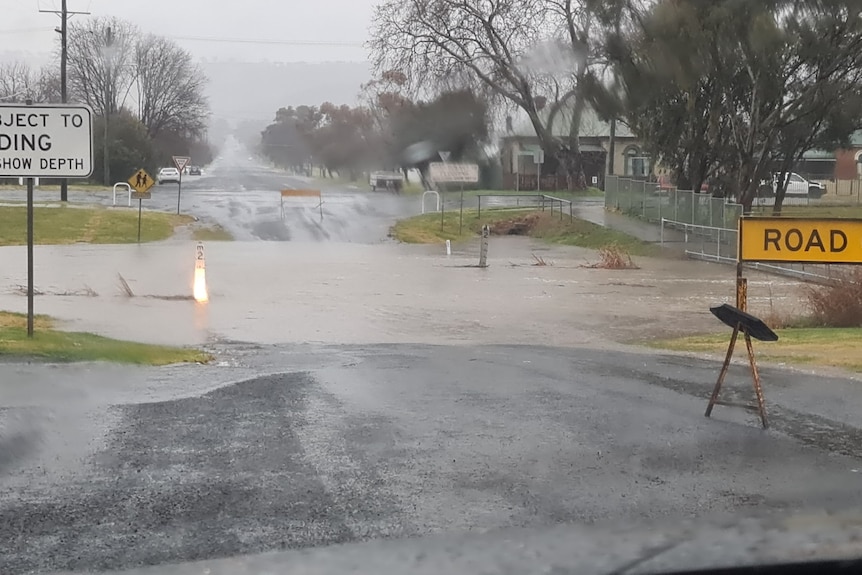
[
  {"left": 748, "top": 204, "right": 862, "bottom": 218},
  {"left": 0, "top": 183, "right": 111, "bottom": 192},
  {"left": 193, "top": 225, "right": 233, "bottom": 241},
  {"left": 0, "top": 205, "right": 192, "bottom": 246},
  {"left": 391, "top": 208, "right": 658, "bottom": 256},
  {"left": 445, "top": 188, "right": 604, "bottom": 201},
  {"left": 646, "top": 328, "right": 862, "bottom": 373},
  {"left": 0, "top": 311, "right": 211, "bottom": 365}
]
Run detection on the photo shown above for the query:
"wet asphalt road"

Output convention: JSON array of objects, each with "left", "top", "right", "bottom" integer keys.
[
  {"left": 164, "top": 145, "right": 414, "bottom": 242},
  {"left": 3, "top": 343, "right": 862, "bottom": 574}
]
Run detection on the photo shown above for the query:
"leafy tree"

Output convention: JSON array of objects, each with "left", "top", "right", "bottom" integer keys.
[
  {"left": 595, "top": 0, "right": 862, "bottom": 212},
  {"left": 369, "top": 0, "right": 640, "bottom": 190},
  {"left": 389, "top": 90, "right": 490, "bottom": 183},
  {"left": 313, "top": 103, "right": 377, "bottom": 181},
  {"left": 260, "top": 106, "right": 321, "bottom": 173},
  {"left": 93, "top": 110, "right": 155, "bottom": 183}
]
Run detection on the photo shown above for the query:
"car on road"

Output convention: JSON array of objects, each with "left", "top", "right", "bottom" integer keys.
[
  {"left": 157, "top": 167, "right": 180, "bottom": 184},
  {"left": 188, "top": 166, "right": 202, "bottom": 176}
]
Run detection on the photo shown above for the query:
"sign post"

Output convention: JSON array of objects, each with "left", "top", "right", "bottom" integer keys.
[
  {"left": 0, "top": 102, "right": 94, "bottom": 337},
  {"left": 173, "top": 156, "right": 190, "bottom": 215},
  {"left": 128, "top": 168, "right": 154, "bottom": 243},
  {"left": 704, "top": 216, "right": 862, "bottom": 427},
  {"left": 534, "top": 149, "right": 544, "bottom": 193},
  {"left": 429, "top": 162, "right": 480, "bottom": 234},
  {"left": 438, "top": 152, "right": 449, "bottom": 231},
  {"left": 26, "top": 175, "right": 34, "bottom": 336}
]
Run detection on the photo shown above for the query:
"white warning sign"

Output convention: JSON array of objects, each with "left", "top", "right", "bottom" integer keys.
[{"left": 0, "top": 104, "right": 94, "bottom": 178}]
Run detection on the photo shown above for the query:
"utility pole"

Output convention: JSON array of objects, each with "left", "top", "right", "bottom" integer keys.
[
  {"left": 102, "top": 26, "right": 113, "bottom": 187},
  {"left": 41, "top": 1, "right": 90, "bottom": 201}
]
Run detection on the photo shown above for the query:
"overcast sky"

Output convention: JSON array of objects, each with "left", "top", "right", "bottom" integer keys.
[{"left": 0, "top": 0, "right": 374, "bottom": 63}]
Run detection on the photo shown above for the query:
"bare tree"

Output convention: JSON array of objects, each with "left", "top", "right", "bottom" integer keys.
[
  {"left": 67, "top": 16, "right": 137, "bottom": 115},
  {"left": 369, "top": 0, "right": 637, "bottom": 188},
  {"left": 0, "top": 62, "right": 60, "bottom": 103},
  {"left": 135, "top": 34, "right": 209, "bottom": 138}
]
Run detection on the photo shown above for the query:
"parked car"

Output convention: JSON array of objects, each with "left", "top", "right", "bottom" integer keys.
[
  {"left": 188, "top": 166, "right": 202, "bottom": 176},
  {"left": 758, "top": 172, "right": 826, "bottom": 198},
  {"left": 369, "top": 171, "right": 404, "bottom": 192},
  {"left": 157, "top": 167, "right": 180, "bottom": 184}
]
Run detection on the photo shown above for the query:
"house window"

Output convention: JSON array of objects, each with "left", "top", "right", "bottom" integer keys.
[{"left": 624, "top": 146, "right": 651, "bottom": 177}]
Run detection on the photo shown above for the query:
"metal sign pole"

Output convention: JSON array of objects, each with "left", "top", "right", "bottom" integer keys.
[
  {"left": 176, "top": 170, "right": 183, "bottom": 215},
  {"left": 27, "top": 176, "right": 34, "bottom": 338},
  {"left": 137, "top": 198, "right": 143, "bottom": 243},
  {"left": 459, "top": 183, "right": 464, "bottom": 235},
  {"left": 440, "top": 184, "right": 445, "bottom": 230}
]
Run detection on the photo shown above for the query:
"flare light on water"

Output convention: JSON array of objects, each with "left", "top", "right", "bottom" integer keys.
[{"left": 193, "top": 267, "right": 208, "bottom": 303}]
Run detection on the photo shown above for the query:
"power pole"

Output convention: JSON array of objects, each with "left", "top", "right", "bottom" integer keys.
[
  {"left": 103, "top": 26, "right": 112, "bottom": 187},
  {"left": 40, "top": 1, "right": 90, "bottom": 201}
]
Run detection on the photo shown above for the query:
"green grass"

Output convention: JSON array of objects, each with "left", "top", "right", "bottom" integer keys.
[
  {"left": 0, "top": 311, "right": 211, "bottom": 365},
  {"left": 437, "top": 188, "right": 604, "bottom": 201},
  {"left": 192, "top": 225, "right": 234, "bottom": 241},
  {"left": 646, "top": 327, "right": 862, "bottom": 372},
  {"left": 750, "top": 205, "right": 862, "bottom": 219},
  {"left": 0, "top": 183, "right": 110, "bottom": 192},
  {"left": 0, "top": 205, "right": 193, "bottom": 246},
  {"left": 310, "top": 174, "right": 425, "bottom": 195},
  {"left": 391, "top": 208, "right": 658, "bottom": 256}
]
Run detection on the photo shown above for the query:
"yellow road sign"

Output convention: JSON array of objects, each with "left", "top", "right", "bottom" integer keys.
[
  {"left": 739, "top": 217, "right": 862, "bottom": 264},
  {"left": 128, "top": 169, "right": 155, "bottom": 194}
]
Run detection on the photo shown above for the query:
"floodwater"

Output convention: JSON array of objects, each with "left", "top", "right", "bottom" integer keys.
[
  {"left": 0, "top": 236, "right": 808, "bottom": 348},
  {"left": 0, "top": 139, "right": 811, "bottom": 349}
]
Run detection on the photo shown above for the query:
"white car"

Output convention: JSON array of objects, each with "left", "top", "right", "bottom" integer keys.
[
  {"left": 158, "top": 167, "right": 180, "bottom": 184},
  {"left": 759, "top": 172, "right": 826, "bottom": 198}
]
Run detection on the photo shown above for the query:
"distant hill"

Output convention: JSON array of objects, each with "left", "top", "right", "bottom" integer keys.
[{"left": 200, "top": 60, "right": 372, "bottom": 125}]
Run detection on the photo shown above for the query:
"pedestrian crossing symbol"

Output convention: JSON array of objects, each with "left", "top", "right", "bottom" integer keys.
[{"left": 129, "top": 169, "right": 155, "bottom": 194}]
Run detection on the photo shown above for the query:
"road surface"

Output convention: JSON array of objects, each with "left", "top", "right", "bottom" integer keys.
[
  {"left": 1, "top": 140, "right": 861, "bottom": 574},
  {"left": 3, "top": 343, "right": 862, "bottom": 575},
  {"left": 1, "top": 137, "right": 415, "bottom": 244}
]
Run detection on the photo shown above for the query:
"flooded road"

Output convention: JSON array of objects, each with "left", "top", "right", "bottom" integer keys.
[
  {"left": 1, "top": 137, "right": 415, "bottom": 244},
  {"left": 2, "top": 142, "right": 862, "bottom": 575},
  {"left": 0, "top": 237, "right": 809, "bottom": 347}
]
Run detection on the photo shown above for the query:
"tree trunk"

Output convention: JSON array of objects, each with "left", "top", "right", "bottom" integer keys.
[{"left": 566, "top": 93, "right": 587, "bottom": 191}]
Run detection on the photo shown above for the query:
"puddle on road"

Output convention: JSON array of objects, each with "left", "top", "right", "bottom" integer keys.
[{"left": 0, "top": 238, "right": 808, "bottom": 348}]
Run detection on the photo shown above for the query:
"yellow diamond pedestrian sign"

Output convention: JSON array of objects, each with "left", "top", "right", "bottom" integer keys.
[{"left": 128, "top": 169, "right": 155, "bottom": 194}]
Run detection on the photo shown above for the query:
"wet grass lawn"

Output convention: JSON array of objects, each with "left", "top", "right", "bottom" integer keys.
[
  {"left": 192, "top": 224, "right": 234, "bottom": 241},
  {"left": 391, "top": 208, "right": 658, "bottom": 256},
  {"left": 0, "top": 311, "right": 212, "bottom": 365},
  {"left": 646, "top": 328, "right": 862, "bottom": 373},
  {"left": 0, "top": 205, "right": 193, "bottom": 245}
]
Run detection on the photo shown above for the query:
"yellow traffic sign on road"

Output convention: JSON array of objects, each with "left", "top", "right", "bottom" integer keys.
[
  {"left": 128, "top": 169, "right": 155, "bottom": 194},
  {"left": 739, "top": 216, "right": 862, "bottom": 264}
]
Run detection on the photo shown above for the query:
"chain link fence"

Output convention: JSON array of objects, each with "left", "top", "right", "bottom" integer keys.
[
  {"left": 605, "top": 175, "right": 839, "bottom": 282},
  {"left": 604, "top": 175, "right": 742, "bottom": 228}
]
